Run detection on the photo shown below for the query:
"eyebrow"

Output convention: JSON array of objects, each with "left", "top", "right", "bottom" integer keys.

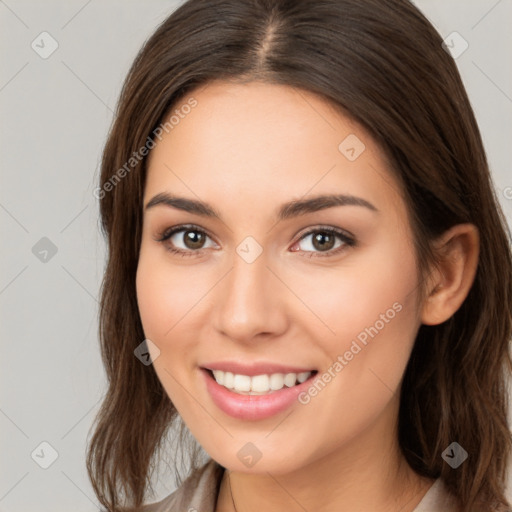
[{"left": 144, "top": 192, "right": 378, "bottom": 221}]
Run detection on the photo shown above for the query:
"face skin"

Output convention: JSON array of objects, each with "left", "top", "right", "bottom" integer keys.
[{"left": 136, "top": 80, "right": 479, "bottom": 511}]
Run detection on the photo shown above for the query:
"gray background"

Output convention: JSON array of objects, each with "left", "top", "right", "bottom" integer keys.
[{"left": 1, "top": 0, "right": 511, "bottom": 510}]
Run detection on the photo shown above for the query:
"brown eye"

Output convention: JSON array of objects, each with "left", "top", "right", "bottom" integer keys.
[
  {"left": 292, "top": 227, "right": 356, "bottom": 258},
  {"left": 156, "top": 224, "right": 216, "bottom": 256},
  {"left": 311, "top": 232, "right": 336, "bottom": 251},
  {"left": 181, "top": 229, "right": 206, "bottom": 250}
]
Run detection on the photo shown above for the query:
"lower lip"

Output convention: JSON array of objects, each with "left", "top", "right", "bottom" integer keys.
[{"left": 201, "top": 368, "right": 317, "bottom": 421}]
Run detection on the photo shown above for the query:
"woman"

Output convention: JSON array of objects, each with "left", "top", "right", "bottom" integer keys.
[{"left": 86, "top": 0, "right": 512, "bottom": 511}]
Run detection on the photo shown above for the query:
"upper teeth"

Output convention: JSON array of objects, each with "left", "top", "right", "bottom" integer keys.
[{"left": 211, "top": 370, "right": 312, "bottom": 394}]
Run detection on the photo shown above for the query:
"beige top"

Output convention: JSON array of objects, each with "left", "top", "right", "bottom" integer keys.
[{"left": 140, "top": 458, "right": 461, "bottom": 512}]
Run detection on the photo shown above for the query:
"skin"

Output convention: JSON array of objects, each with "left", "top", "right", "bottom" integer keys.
[{"left": 136, "top": 80, "right": 479, "bottom": 511}]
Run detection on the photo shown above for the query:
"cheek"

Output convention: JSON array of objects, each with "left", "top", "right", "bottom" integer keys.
[
  {"left": 135, "top": 248, "right": 219, "bottom": 409},
  {"left": 135, "top": 253, "right": 202, "bottom": 411},
  {"left": 135, "top": 253, "right": 191, "bottom": 391},
  {"left": 290, "top": 234, "right": 419, "bottom": 353},
  {"left": 289, "top": 262, "right": 419, "bottom": 453},
  {"left": 135, "top": 249, "right": 208, "bottom": 341},
  {"left": 298, "top": 235, "right": 419, "bottom": 402},
  {"left": 292, "top": 237, "right": 420, "bottom": 425}
]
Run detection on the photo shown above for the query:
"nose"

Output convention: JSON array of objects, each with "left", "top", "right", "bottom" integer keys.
[{"left": 212, "top": 247, "right": 289, "bottom": 344}]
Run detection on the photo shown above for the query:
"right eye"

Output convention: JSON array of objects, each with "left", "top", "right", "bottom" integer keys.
[{"left": 155, "top": 224, "right": 217, "bottom": 257}]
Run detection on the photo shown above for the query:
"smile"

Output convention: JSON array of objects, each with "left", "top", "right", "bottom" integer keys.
[
  {"left": 208, "top": 369, "right": 314, "bottom": 395},
  {"left": 201, "top": 366, "right": 319, "bottom": 421}
]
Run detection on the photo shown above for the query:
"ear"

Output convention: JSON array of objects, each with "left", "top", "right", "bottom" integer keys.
[{"left": 421, "top": 223, "right": 479, "bottom": 326}]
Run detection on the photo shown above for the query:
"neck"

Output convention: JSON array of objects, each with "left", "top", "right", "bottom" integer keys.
[{"left": 216, "top": 396, "right": 434, "bottom": 512}]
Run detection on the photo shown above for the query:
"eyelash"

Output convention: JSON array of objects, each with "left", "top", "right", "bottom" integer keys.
[{"left": 154, "top": 224, "right": 356, "bottom": 258}]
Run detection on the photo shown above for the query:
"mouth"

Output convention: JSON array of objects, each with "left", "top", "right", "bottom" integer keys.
[
  {"left": 200, "top": 366, "right": 318, "bottom": 420},
  {"left": 203, "top": 368, "right": 318, "bottom": 395}
]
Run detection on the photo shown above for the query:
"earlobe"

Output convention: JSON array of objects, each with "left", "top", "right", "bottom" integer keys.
[{"left": 421, "top": 223, "right": 479, "bottom": 326}]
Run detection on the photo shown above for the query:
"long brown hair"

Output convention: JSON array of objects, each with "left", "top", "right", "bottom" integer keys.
[{"left": 86, "top": 0, "right": 512, "bottom": 510}]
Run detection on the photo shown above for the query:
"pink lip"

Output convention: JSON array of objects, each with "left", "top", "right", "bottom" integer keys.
[
  {"left": 202, "top": 361, "right": 316, "bottom": 377},
  {"left": 200, "top": 368, "right": 317, "bottom": 421}
]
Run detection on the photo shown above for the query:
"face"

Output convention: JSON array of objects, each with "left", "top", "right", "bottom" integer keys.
[{"left": 136, "top": 80, "right": 423, "bottom": 475}]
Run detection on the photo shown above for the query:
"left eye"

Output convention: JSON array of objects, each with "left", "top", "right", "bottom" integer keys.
[{"left": 291, "top": 227, "right": 355, "bottom": 257}]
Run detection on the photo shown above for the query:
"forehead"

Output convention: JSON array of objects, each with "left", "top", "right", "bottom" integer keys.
[
  {"left": 144, "top": 80, "right": 405, "bottom": 222},
  {"left": 151, "top": 79, "right": 366, "bottom": 160}
]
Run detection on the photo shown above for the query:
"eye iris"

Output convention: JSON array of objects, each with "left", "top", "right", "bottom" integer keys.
[
  {"left": 184, "top": 230, "right": 205, "bottom": 249},
  {"left": 313, "top": 232, "right": 335, "bottom": 251}
]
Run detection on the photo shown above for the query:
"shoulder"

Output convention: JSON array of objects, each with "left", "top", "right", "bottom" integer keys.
[
  {"left": 413, "top": 478, "right": 461, "bottom": 512},
  {"left": 139, "top": 458, "right": 225, "bottom": 512}
]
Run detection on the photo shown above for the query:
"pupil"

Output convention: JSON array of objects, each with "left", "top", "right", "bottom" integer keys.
[
  {"left": 313, "top": 232, "right": 334, "bottom": 251},
  {"left": 185, "top": 230, "right": 204, "bottom": 249}
]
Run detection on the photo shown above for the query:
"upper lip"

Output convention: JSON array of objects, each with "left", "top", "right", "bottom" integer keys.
[{"left": 201, "top": 361, "right": 316, "bottom": 377}]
